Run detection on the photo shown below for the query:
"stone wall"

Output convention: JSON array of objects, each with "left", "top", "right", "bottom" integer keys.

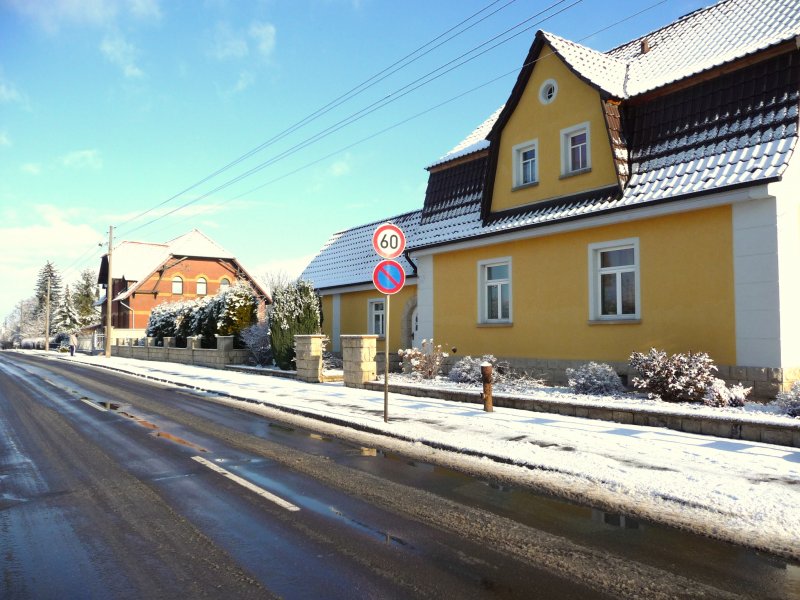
[
  {"left": 111, "top": 336, "right": 249, "bottom": 368},
  {"left": 341, "top": 335, "right": 377, "bottom": 388}
]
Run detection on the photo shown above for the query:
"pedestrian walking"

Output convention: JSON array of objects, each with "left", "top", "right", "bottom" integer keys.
[{"left": 68, "top": 333, "right": 78, "bottom": 357}]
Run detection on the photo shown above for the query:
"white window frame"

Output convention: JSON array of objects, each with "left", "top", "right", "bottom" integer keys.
[
  {"left": 512, "top": 139, "right": 538, "bottom": 188},
  {"left": 588, "top": 238, "right": 640, "bottom": 321},
  {"left": 368, "top": 298, "right": 385, "bottom": 337},
  {"left": 196, "top": 277, "right": 207, "bottom": 296},
  {"left": 539, "top": 78, "right": 558, "bottom": 105},
  {"left": 219, "top": 277, "right": 231, "bottom": 292},
  {"left": 171, "top": 276, "right": 183, "bottom": 295},
  {"left": 561, "top": 122, "right": 591, "bottom": 175},
  {"left": 477, "top": 257, "right": 512, "bottom": 324}
]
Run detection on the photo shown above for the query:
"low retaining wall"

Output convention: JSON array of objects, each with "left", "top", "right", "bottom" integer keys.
[
  {"left": 363, "top": 380, "right": 800, "bottom": 448},
  {"left": 112, "top": 336, "right": 248, "bottom": 368}
]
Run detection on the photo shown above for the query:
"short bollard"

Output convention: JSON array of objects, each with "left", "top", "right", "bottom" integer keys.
[{"left": 481, "top": 361, "right": 493, "bottom": 412}]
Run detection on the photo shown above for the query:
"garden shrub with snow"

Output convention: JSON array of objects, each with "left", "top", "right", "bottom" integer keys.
[
  {"left": 629, "top": 348, "right": 718, "bottom": 402},
  {"left": 398, "top": 339, "right": 448, "bottom": 379},
  {"left": 703, "top": 378, "right": 750, "bottom": 408},
  {"left": 241, "top": 321, "right": 272, "bottom": 366},
  {"left": 775, "top": 381, "right": 800, "bottom": 417},
  {"left": 269, "top": 279, "right": 321, "bottom": 370},
  {"left": 448, "top": 354, "right": 500, "bottom": 384},
  {"left": 566, "top": 362, "right": 626, "bottom": 396}
]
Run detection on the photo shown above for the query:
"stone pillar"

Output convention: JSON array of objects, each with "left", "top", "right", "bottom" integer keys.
[
  {"left": 163, "top": 337, "right": 175, "bottom": 348},
  {"left": 146, "top": 337, "right": 155, "bottom": 347},
  {"left": 216, "top": 335, "right": 234, "bottom": 353},
  {"left": 190, "top": 336, "right": 202, "bottom": 350},
  {"left": 342, "top": 335, "right": 377, "bottom": 388},
  {"left": 295, "top": 335, "right": 325, "bottom": 383}
]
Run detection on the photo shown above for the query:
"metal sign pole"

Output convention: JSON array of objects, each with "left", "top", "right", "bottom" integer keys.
[{"left": 384, "top": 293, "right": 390, "bottom": 423}]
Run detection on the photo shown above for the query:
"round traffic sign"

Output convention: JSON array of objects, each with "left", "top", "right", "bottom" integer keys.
[
  {"left": 372, "top": 260, "right": 406, "bottom": 295},
  {"left": 372, "top": 223, "right": 406, "bottom": 259}
]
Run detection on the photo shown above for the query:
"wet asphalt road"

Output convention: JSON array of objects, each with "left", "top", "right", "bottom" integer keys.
[{"left": 1, "top": 352, "right": 798, "bottom": 599}]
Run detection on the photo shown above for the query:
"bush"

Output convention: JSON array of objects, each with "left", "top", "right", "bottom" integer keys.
[
  {"left": 241, "top": 321, "right": 272, "bottom": 366},
  {"left": 398, "top": 339, "right": 448, "bottom": 379},
  {"left": 448, "top": 354, "right": 498, "bottom": 384},
  {"left": 217, "top": 281, "right": 258, "bottom": 346},
  {"left": 270, "top": 279, "right": 321, "bottom": 370},
  {"left": 566, "top": 362, "right": 626, "bottom": 396},
  {"left": 703, "top": 378, "right": 750, "bottom": 408},
  {"left": 775, "top": 381, "right": 800, "bottom": 417},
  {"left": 629, "top": 348, "right": 718, "bottom": 402}
]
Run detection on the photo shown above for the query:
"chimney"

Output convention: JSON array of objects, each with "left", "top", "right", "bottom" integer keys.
[{"left": 641, "top": 38, "right": 651, "bottom": 54}]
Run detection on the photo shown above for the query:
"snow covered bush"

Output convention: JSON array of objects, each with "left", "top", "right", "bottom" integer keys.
[
  {"left": 629, "top": 348, "right": 718, "bottom": 402},
  {"left": 703, "top": 378, "right": 750, "bottom": 408},
  {"left": 270, "top": 279, "right": 321, "bottom": 370},
  {"left": 448, "top": 354, "right": 503, "bottom": 384},
  {"left": 241, "top": 321, "right": 272, "bottom": 366},
  {"left": 146, "top": 301, "right": 183, "bottom": 342},
  {"left": 216, "top": 281, "right": 258, "bottom": 346},
  {"left": 775, "top": 381, "right": 800, "bottom": 417},
  {"left": 398, "top": 339, "right": 448, "bottom": 379},
  {"left": 566, "top": 362, "right": 626, "bottom": 396}
]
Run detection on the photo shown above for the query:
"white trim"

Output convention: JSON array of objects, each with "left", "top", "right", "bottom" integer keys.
[
  {"left": 368, "top": 297, "right": 386, "bottom": 337},
  {"left": 411, "top": 184, "right": 771, "bottom": 259},
  {"left": 477, "top": 257, "right": 513, "bottom": 324},
  {"left": 560, "top": 121, "right": 591, "bottom": 175},
  {"left": 317, "top": 280, "right": 417, "bottom": 296},
  {"left": 416, "top": 255, "right": 434, "bottom": 344},
  {"left": 512, "top": 139, "right": 539, "bottom": 187},
  {"left": 539, "top": 78, "right": 558, "bottom": 105},
  {"left": 331, "top": 294, "right": 341, "bottom": 352},
  {"left": 587, "top": 238, "right": 640, "bottom": 321}
]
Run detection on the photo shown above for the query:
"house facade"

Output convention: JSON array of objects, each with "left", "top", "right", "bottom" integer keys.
[
  {"left": 302, "top": 0, "right": 800, "bottom": 396},
  {"left": 98, "top": 229, "right": 269, "bottom": 341}
]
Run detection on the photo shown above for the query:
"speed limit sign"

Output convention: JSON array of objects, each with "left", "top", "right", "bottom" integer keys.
[{"left": 372, "top": 223, "right": 406, "bottom": 259}]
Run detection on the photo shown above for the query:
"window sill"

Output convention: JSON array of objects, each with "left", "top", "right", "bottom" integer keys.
[
  {"left": 511, "top": 181, "right": 539, "bottom": 192},
  {"left": 588, "top": 318, "right": 641, "bottom": 325},
  {"left": 477, "top": 322, "right": 513, "bottom": 328},
  {"left": 560, "top": 167, "right": 592, "bottom": 179}
]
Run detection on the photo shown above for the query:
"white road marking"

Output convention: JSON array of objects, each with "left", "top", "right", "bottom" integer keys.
[
  {"left": 80, "top": 398, "right": 107, "bottom": 412},
  {"left": 191, "top": 455, "right": 300, "bottom": 512}
]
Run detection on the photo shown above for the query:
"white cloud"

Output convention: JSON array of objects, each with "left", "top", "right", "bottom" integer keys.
[
  {"left": 210, "top": 22, "right": 249, "bottom": 60},
  {"left": 61, "top": 149, "right": 103, "bottom": 169},
  {"left": 0, "top": 76, "right": 22, "bottom": 104},
  {"left": 249, "top": 22, "right": 276, "bottom": 58},
  {"left": 127, "top": 0, "right": 161, "bottom": 20},
  {"left": 328, "top": 157, "right": 352, "bottom": 177},
  {"left": 100, "top": 34, "right": 144, "bottom": 78},
  {"left": 4, "top": 0, "right": 161, "bottom": 32},
  {"left": 232, "top": 70, "right": 255, "bottom": 94},
  {"left": 21, "top": 163, "right": 42, "bottom": 175},
  {"left": 0, "top": 132, "right": 11, "bottom": 147}
]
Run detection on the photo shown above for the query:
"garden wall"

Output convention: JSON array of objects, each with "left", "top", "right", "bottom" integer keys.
[{"left": 111, "top": 336, "right": 249, "bottom": 369}]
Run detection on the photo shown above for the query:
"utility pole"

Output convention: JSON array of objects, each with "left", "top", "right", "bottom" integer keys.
[
  {"left": 104, "top": 225, "right": 113, "bottom": 358},
  {"left": 44, "top": 275, "right": 51, "bottom": 351}
]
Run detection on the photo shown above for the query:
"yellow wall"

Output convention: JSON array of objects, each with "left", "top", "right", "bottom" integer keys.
[
  {"left": 433, "top": 206, "right": 736, "bottom": 364},
  {"left": 322, "top": 285, "right": 417, "bottom": 353},
  {"left": 491, "top": 42, "right": 618, "bottom": 213}
]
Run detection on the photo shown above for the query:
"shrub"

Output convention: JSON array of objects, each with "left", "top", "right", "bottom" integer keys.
[
  {"left": 270, "top": 279, "right": 321, "bottom": 370},
  {"left": 775, "top": 381, "right": 800, "bottom": 417},
  {"left": 629, "top": 348, "right": 718, "bottom": 402},
  {"left": 241, "top": 321, "right": 272, "bottom": 366},
  {"left": 566, "top": 362, "right": 626, "bottom": 396},
  {"left": 448, "top": 354, "right": 499, "bottom": 384},
  {"left": 398, "top": 339, "right": 448, "bottom": 379},
  {"left": 703, "top": 378, "right": 750, "bottom": 408},
  {"left": 217, "top": 281, "right": 258, "bottom": 346}
]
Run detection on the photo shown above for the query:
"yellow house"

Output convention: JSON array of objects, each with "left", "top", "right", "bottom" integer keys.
[{"left": 302, "top": 0, "right": 800, "bottom": 396}]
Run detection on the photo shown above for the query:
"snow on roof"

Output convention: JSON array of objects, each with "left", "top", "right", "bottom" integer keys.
[
  {"left": 110, "top": 241, "right": 169, "bottom": 282},
  {"left": 426, "top": 105, "right": 503, "bottom": 169},
  {"left": 542, "top": 32, "right": 628, "bottom": 97},
  {"left": 165, "top": 228, "right": 235, "bottom": 259}
]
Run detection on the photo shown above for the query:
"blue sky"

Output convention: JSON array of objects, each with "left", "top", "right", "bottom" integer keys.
[{"left": 0, "top": 0, "right": 710, "bottom": 319}]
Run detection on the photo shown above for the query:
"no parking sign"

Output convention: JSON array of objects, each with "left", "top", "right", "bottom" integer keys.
[{"left": 372, "top": 260, "right": 406, "bottom": 295}]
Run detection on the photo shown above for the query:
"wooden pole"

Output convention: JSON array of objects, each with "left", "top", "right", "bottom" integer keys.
[
  {"left": 105, "top": 225, "right": 113, "bottom": 358},
  {"left": 481, "top": 362, "right": 493, "bottom": 412}
]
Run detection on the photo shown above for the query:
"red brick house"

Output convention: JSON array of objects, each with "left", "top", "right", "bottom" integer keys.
[{"left": 97, "top": 229, "right": 269, "bottom": 339}]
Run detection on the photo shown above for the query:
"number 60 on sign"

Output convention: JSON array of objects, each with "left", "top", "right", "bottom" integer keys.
[{"left": 372, "top": 223, "right": 406, "bottom": 259}]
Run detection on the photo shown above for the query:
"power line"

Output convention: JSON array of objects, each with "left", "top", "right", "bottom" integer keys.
[
  {"left": 121, "top": 0, "right": 579, "bottom": 236},
  {"left": 116, "top": 0, "right": 520, "bottom": 232}
]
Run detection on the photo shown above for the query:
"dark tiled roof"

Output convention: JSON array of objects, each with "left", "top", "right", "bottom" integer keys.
[{"left": 421, "top": 156, "right": 488, "bottom": 224}]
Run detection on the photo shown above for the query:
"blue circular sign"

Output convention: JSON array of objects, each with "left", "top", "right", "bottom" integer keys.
[{"left": 372, "top": 260, "right": 406, "bottom": 295}]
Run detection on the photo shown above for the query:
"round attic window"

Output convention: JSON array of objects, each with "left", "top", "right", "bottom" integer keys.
[{"left": 539, "top": 79, "right": 558, "bottom": 105}]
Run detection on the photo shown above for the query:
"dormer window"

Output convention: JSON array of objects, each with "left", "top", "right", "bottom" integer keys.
[
  {"left": 561, "top": 122, "right": 591, "bottom": 176},
  {"left": 539, "top": 79, "right": 558, "bottom": 105},
  {"left": 512, "top": 139, "right": 538, "bottom": 188}
]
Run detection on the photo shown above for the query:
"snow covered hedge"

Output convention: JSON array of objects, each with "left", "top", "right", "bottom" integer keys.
[
  {"left": 566, "top": 362, "right": 626, "bottom": 396},
  {"left": 775, "top": 381, "right": 800, "bottom": 417},
  {"left": 269, "top": 279, "right": 321, "bottom": 370},
  {"left": 145, "top": 281, "right": 258, "bottom": 347}
]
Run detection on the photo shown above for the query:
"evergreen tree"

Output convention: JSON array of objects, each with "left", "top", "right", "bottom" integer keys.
[
  {"left": 73, "top": 268, "right": 100, "bottom": 327},
  {"left": 270, "top": 279, "right": 321, "bottom": 370},
  {"left": 34, "top": 261, "right": 63, "bottom": 317},
  {"left": 53, "top": 285, "right": 81, "bottom": 334}
]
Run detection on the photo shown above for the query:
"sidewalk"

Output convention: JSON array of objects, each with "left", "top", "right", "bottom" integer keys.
[{"left": 49, "top": 352, "right": 800, "bottom": 560}]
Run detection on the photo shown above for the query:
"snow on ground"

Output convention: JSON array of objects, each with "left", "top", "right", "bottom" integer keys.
[{"left": 38, "top": 352, "right": 800, "bottom": 560}]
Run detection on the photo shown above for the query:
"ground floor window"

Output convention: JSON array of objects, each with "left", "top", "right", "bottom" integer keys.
[
  {"left": 478, "top": 258, "right": 512, "bottom": 323},
  {"left": 368, "top": 299, "right": 385, "bottom": 336},
  {"left": 588, "top": 238, "right": 640, "bottom": 320}
]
